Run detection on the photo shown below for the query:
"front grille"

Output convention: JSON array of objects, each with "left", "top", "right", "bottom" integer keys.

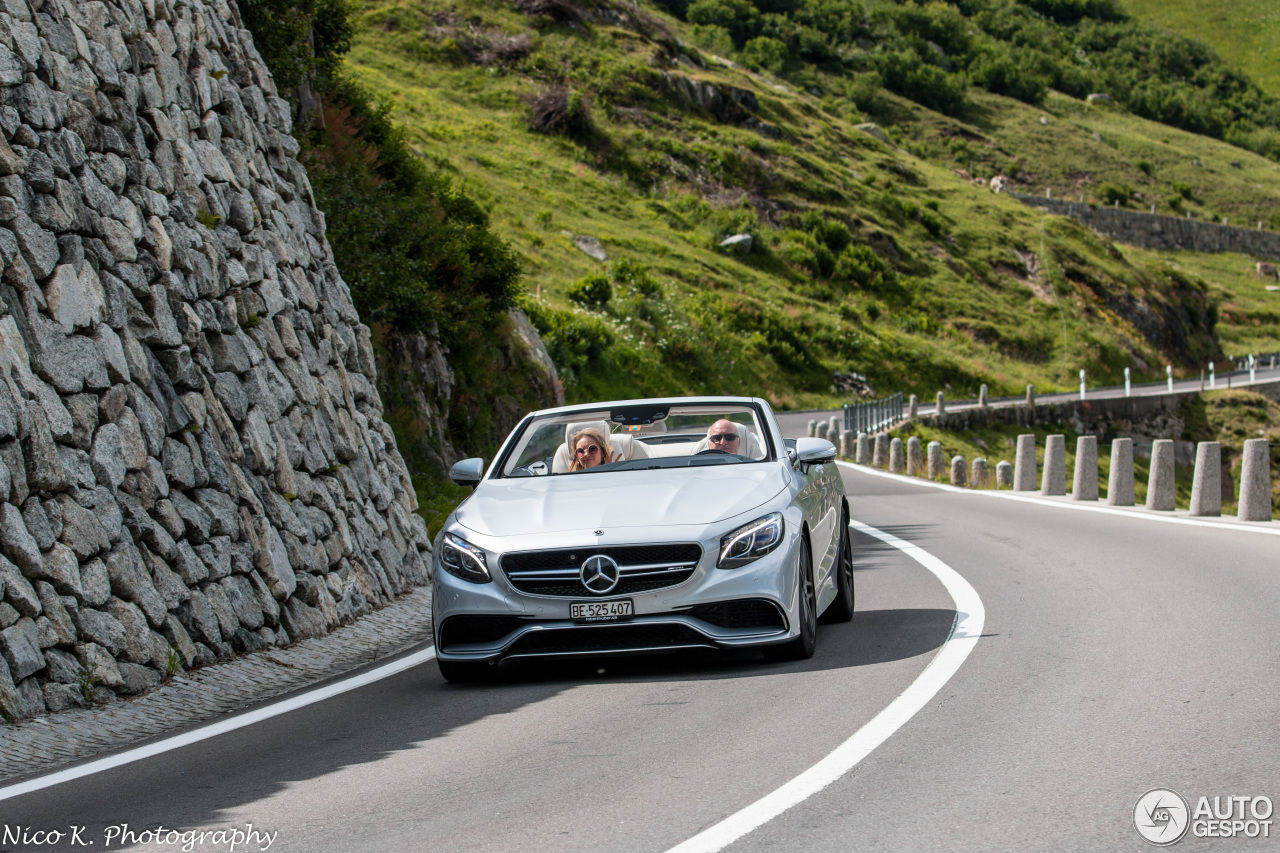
[
  {"left": 439, "top": 615, "right": 526, "bottom": 648},
  {"left": 687, "top": 599, "right": 786, "bottom": 631},
  {"left": 508, "top": 623, "right": 711, "bottom": 655},
  {"left": 501, "top": 544, "right": 702, "bottom": 598}
]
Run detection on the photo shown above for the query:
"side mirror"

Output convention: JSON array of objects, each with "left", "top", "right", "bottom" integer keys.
[
  {"left": 794, "top": 437, "right": 836, "bottom": 467},
  {"left": 449, "top": 457, "right": 485, "bottom": 488}
]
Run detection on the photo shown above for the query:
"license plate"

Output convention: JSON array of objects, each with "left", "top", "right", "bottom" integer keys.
[{"left": 570, "top": 599, "right": 634, "bottom": 622}]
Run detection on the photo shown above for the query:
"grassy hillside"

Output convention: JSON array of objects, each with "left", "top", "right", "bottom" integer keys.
[
  {"left": 341, "top": 0, "right": 1280, "bottom": 409},
  {"left": 1122, "top": 0, "right": 1280, "bottom": 99}
]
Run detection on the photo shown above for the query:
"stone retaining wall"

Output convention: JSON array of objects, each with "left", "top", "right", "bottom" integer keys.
[
  {"left": 0, "top": 0, "right": 432, "bottom": 722},
  {"left": 1009, "top": 192, "right": 1280, "bottom": 260},
  {"left": 914, "top": 380, "right": 1280, "bottom": 463}
]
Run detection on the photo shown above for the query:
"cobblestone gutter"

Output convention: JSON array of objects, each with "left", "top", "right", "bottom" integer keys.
[{"left": 0, "top": 0, "right": 435, "bottom": 726}]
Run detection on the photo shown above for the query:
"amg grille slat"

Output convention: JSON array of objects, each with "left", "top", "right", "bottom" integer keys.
[
  {"left": 687, "top": 599, "right": 786, "bottom": 631},
  {"left": 501, "top": 544, "right": 702, "bottom": 597},
  {"left": 440, "top": 615, "right": 527, "bottom": 648},
  {"left": 509, "top": 623, "right": 710, "bottom": 655}
]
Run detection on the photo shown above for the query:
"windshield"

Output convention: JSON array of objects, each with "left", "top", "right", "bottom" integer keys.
[{"left": 498, "top": 402, "right": 774, "bottom": 478}]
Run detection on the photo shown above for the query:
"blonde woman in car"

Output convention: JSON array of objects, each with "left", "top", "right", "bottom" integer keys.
[{"left": 568, "top": 428, "right": 621, "bottom": 471}]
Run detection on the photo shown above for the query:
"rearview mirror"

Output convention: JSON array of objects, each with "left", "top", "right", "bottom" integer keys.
[{"left": 449, "top": 457, "right": 485, "bottom": 488}]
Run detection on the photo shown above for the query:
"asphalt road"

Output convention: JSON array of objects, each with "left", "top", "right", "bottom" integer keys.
[{"left": 3, "top": 469, "right": 1278, "bottom": 852}]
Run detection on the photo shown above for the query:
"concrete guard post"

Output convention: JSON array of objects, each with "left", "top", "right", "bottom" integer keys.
[
  {"left": 856, "top": 432, "right": 870, "bottom": 464},
  {"left": 1026, "top": 384, "right": 1035, "bottom": 407},
  {"left": 1072, "top": 435, "right": 1099, "bottom": 501},
  {"left": 979, "top": 384, "right": 989, "bottom": 409},
  {"left": 807, "top": 419, "right": 817, "bottom": 437},
  {"left": 816, "top": 421, "right": 828, "bottom": 440},
  {"left": 972, "top": 457, "right": 989, "bottom": 488},
  {"left": 936, "top": 391, "right": 946, "bottom": 417},
  {"left": 908, "top": 394, "right": 919, "bottom": 419},
  {"left": 996, "top": 460, "right": 1013, "bottom": 488},
  {"left": 873, "top": 433, "right": 890, "bottom": 469},
  {"left": 907, "top": 436, "right": 924, "bottom": 476},
  {"left": 951, "top": 455, "right": 967, "bottom": 487},
  {"left": 927, "top": 441, "right": 945, "bottom": 480},
  {"left": 1146, "top": 439, "right": 1176, "bottom": 511},
  {"left": 1189, "top": 441, "right": 1221, "bottom": 517},
  {"left": 828, "top": 415, "right": 841, "bottom": 438},
  {"left": 889, "top": 438, "right": 905, "bottom": 473},
  {"left": 1238, "top": 438, "right": 1273, "bottom": 521},
  {"left": 840, "top": 430, "right": 856, "bottom": 460},
  {"left": 1042, "top": 434, "right": 1067, "bottom": 495},
  {"left": 1107, "top": 438, "right": 1135, "bottom": 506},
  {"left": 1014, "top": 434, "right": 1038, "bottom": 491}
]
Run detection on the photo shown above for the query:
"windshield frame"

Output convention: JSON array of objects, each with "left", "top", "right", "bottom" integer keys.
[{"left": 489, "top": 399, "right": 778, "bottom": 480}]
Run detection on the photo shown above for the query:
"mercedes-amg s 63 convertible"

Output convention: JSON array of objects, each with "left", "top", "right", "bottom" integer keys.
[{"left": 431, "top": 397, "right": 852, "bottom": 681}]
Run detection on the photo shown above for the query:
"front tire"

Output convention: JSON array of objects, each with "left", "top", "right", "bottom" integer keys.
[
  {"left": 437, "top": 658, "right": 496, "bottom": 683},
  {"left": 820, "top": 508, "right": 855, "bottom": 624},
  {"left": 764, "top": 536, "right": 817, "bottom": 661}
]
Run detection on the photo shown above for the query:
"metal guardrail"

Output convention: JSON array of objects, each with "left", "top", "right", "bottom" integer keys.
[{"left": 842, "top": 392, "right": 904, "bottom": 435}]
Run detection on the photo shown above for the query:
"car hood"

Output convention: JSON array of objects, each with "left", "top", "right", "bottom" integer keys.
[{"left": 455, "top": 464, "right": 789, "bottom": 538}]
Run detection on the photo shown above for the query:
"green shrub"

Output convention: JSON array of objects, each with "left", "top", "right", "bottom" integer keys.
[
  {"left": 833, "top": 244, "right": 896, "bottom": 291},
  {"left": 611, "top": 259, "right": 662, "bottom": 299},
  {"left": 741, "top": 36, "right": 788, "bottom": 74},
  {"left": 1098, "top": 181, "right": 1133, "bottom": 205},
  {"left": 687, "top": 0, "right": 760, "bottom": 48},
  {"left": 567, "top": 273, "right": 613, "bottom": 309},
  {"left": 522, "top": 301, "right": 616, "bottom": 377},
  {"left": 1137, "top": 159, "right": 1155, "bottom": 177}
]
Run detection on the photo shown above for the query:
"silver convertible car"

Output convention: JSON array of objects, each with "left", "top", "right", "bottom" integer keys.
[{"left": 431, "top": 397, "right": 852, "bottom": 681}]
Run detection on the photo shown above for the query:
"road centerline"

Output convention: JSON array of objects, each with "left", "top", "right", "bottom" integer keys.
[{"left": 664, "top": 518, "right": 986, "bottom": 853}]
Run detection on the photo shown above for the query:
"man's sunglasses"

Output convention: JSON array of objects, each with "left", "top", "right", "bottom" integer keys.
[{"left": 708, "top": 433, "right": 739, "bottom": 444}]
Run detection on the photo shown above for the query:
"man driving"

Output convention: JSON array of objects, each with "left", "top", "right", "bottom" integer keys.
[{"left": 706, "top": 419, "right": 742, "bottom": 453}]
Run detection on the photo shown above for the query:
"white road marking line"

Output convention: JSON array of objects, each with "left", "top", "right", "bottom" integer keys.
[
  {"left": 666, "top": 519, "right": 985, "bottom": 853},
  {"left": 0, "top": 646, "right": 438, "bottom": 802},
  {"left": 838, "top": 460, "right": 1280, "bottom": 536}
]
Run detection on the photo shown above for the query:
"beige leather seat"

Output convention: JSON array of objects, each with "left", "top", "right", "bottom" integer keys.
[{"left": 551, "top": 421, "right": 650, "bottom": 473}]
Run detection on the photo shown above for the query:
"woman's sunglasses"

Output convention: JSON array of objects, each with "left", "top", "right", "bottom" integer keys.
[{"left": 575, "top": 444, "right": 601, "bottom": 456}]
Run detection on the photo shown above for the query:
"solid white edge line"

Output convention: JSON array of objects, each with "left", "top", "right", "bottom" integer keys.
[
  {"left": 837, "top": 460, "right": 1280, "bottom": 536},
  {"left": 0, "top": 645, "right": 438, "bottom": 803},
  {"left": 665, "top": 519, "right": 985, "bottom": 853}
]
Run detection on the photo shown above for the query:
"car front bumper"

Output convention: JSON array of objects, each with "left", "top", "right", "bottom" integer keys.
[{"left": 431, "top": 521, "right": 804, "bottom": 663}]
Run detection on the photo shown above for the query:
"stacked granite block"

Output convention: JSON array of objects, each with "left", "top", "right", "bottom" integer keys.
[{"left": 0, "top": 0, "right": 433, "bottom": 720}]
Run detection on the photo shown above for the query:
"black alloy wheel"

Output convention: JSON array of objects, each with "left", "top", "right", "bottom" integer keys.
[
  {"left": 820, "top": 507, "right": 855, "bottom": 624},
  {"left": 764, "top": 536, "right": 817, "bottom": 661}
]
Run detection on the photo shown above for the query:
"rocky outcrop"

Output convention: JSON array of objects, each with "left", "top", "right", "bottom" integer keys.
[{"left": 0, "top": 0, "right": 432, "bottom": 720}]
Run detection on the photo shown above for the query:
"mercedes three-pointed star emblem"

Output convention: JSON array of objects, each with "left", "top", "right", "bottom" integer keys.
[{"left": 580, "top": 554, "right": 621, "bottom": 595}]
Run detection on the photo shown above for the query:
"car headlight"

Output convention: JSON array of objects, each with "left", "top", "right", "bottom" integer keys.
[
  {"left": 718, "top": 512, "right": 784, "bottom": 569},
  {"left": 439, "top": 533, "right": 491, "bottom": 583}
]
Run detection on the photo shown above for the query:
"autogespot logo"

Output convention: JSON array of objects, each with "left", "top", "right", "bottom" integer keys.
[
  {"left": 1134, "top": 789, "right": 1275, "bottom": 844},
  {"left": 1135, "top": 789, "right": 1190, "bottom": 846}
]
